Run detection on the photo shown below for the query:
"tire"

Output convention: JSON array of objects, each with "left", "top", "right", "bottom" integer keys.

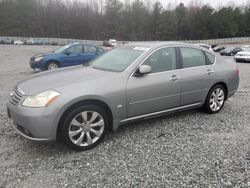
[
  {"left": 230, "top": 52, "right": 234, "bottom": 56},
  {"left": 61, "top": 104, "right": 108, "bottom": 151},
  {"left": 47, "top": 61, "right": 59, "bottom": 70},
  {"left": 203, "top": 84, "right": 226, "bottom": 114}
]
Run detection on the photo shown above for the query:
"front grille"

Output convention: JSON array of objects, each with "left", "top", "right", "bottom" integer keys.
[{"left": 9, "top": 88, "right": 24, "bottom": 105}]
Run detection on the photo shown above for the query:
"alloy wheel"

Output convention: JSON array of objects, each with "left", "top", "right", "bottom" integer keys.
[
  {"left": 48, "top": 63, "right": 58, "bottom": 70},
  {"left": 68, "top": 111, "right": 105, "bottom": 147},
  {"left": 209, "top": 88, "right": 225, "bottom": 112}
]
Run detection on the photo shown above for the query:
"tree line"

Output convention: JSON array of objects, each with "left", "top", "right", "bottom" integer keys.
[{"left": 0, "top": 0, "right": 250, "bottom": 41}]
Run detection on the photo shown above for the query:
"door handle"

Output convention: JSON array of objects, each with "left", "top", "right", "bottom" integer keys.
[
  {"left": 170, "top": 75, "right": 181, "bottom": 81},
  {"left": 206, "top": 69, "right": 214, "bottom": 75}
]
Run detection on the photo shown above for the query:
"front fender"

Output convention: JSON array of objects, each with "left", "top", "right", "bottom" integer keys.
[{"left": 46, "top": 94, "right": 121, "bottom": 139}]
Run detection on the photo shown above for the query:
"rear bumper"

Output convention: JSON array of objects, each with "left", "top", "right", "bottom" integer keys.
[
  {"left": 6, "top": 102, "right": 57, "bottom": 143},
  {"left": 220, "top": 52, "right": 231, "bottom": 56},
  {"left": 234, "top": 57, "right": 250, "bottom": 62},
  {"left": 228, "top": 90, "right": 237, "bottom": 99}
]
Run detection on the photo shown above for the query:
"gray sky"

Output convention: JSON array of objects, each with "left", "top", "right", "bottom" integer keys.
[{"left": 157, "top": 0, "right": 250, "bottom": 8}]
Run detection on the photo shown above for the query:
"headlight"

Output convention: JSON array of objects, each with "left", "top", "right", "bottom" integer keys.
[
  {"left": 34, "top": 56, "right": 43, "bottom": 62},
  {"left": 22, "top": 90, "right": 60, "bottom": 107}
]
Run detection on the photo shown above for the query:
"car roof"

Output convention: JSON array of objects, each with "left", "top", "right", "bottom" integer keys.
[
  {"left": 68, "top": 42, "right": 97, "bottom": 46},
  {"left": 125, "top": 42, "right": 208, "bottom": 51}
]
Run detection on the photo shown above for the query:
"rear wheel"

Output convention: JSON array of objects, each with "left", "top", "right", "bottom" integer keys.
[
  {"left": 204, "top": 85, "right": 226, "bottom": 114},
  {"left": 47, "top": 62, "right": 59, "bottom": 70},
  {"left": 61, "top": 105, "right": 108, "bottom": 151}
]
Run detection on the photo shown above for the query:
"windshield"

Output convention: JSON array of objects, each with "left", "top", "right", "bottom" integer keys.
[
  {"left": 54, "top": 45, "right": 70, "bottom": 53},
  {"left": 90, "top": 47, "right": 147, "bottom": 72}
]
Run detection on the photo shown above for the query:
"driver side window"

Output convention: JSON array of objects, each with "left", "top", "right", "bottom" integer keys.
[
  {"left": 143, "top": 47, "right": 177, "bottom": 73},
  {"left": 66, "top": 45, "right": 83, "bottom": 54}
]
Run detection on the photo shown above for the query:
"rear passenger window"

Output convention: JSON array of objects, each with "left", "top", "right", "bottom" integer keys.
[
  {"left": 180, "top": 48, "right": 206, "bottom": 68},
  {"left": 84, "top": 46, "right": 97, "bottom": 53},
  {"left": 143, "top": 47, "right": 176, "bottom": 73},
  {"left": 205, "top": 52, "right": 215, "bottom": 64}
]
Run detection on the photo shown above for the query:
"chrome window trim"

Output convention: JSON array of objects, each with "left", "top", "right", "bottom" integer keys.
[
  {"left": 129, "top": 45, "right": 217, "bottom": 78},
  {"left": 178, "top": 46, "right": 217, "bottom": 70}
]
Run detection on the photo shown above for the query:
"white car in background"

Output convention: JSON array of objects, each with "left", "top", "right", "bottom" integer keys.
[
  {"left": 235, "top": 48, "right": 250, "bottom": 62},
  {"left": 26, "top": 38, "right": 34, "bottom": 45},
  {"left": 242, "top": 45, "right": 250, "bottom": 50},
  {"left": 108, "top": 39, "right": 117, "bottom": 47},
  {"left": 14, "top": 40, "right": 24, "bottom": 45}
]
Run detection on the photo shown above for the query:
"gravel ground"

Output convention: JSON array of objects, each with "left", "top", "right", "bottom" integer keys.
[{"left": 0, "top": 45, "right": 250, "bottom": 187}]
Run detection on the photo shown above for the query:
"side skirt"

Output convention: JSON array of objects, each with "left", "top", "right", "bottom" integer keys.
[{"left": 120, "top": 102, "right": 202, "bottom": 124}]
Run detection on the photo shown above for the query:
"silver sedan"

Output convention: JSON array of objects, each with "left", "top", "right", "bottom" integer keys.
[{"left": 7, "top": 42, "right": 239, "bottom": 150}]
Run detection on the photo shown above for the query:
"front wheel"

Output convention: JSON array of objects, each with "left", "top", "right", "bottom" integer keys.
[
  {"left": 47, "top": 62, "right": 59, "bottom": 70},
  {"left": 61, "top": 105, "right": 108, "bottom": 151},
  {"left": 204, "top": 85, "right": 226, "bottom": 114}
]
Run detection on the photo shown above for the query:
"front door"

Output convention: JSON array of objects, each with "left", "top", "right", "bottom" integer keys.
[
  {"left": 63, "top": 44, "right": 84, "bottom": 66},
  {"left": 126, "top": 47, "right": 181, "bottom": 117}
]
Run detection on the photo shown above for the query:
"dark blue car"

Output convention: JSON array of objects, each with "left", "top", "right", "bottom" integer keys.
[{"left": 30, "top": 43, "right": 105, "bottom": 70}]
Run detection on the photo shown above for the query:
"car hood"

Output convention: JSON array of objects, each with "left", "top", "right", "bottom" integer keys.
[
  {"left": 17, "top": 66, "right": 118, "bottom": 95},
  {"left": 32, "top": 52, "right": 56, "bottom": 58}
]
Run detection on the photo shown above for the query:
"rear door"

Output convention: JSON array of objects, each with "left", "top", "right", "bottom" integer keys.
[
  {"left": 178, "top": 47, "right": 215, "bottom": 106},
  {"left": 82, "top": 45, "right": 98, "bottom": 64},
  {"left": 126, "top": 47, "right": 181, "bottom": 117}
]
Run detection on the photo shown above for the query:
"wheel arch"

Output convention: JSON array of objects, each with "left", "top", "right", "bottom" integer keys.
[
  {"left": 56, "top": 99, "right": 114, "bottom": 140},
  {"left": 209, "top": 82, "right": 228, "bottom": 100},
  {"left": 46, "top": 59, "right": 61, "bottom": 68}
]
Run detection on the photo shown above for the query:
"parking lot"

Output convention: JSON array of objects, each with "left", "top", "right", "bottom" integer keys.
[{"left": 0, "top": 44, "right": 249, "bottom": 187}]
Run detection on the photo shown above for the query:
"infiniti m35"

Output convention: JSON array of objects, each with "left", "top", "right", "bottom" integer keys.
[{"left": 7, "top": 42, "right": 239, "bottom": 150}]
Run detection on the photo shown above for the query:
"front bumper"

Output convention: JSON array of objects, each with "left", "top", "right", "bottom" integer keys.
[
  {"left": 7, "top": 102, "right": 57, "bottom": 142},
  {"left": 30, "top": 59, "right": 46, "bottom": 70}
]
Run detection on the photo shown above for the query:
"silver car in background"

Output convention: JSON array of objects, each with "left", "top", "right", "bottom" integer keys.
[
  {"left": 7, "top": 42, "right": 239, "bottom": 150},
  {"left": 235, "top": 47, "right": 250, "bottom": 62}
]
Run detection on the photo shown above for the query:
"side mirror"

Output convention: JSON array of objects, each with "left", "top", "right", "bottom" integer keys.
[
  {"left": 136, "top": 65, "right": 152, "bottom": 75},
  {"left": 65, "top": 51, "right": 71, "bottom": 55}
]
